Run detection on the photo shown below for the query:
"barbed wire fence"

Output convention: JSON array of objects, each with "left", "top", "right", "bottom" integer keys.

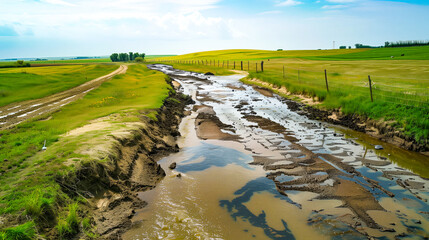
[{"left": 148, "top": 58, "right": 429, "bottom": 110}]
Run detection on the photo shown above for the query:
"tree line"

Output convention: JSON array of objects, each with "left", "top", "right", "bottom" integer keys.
[
  {"left": 110, "top": 52, "right": 146, "bottom": 62},
  {"left": 385, "top": 40, "right": 429, "bottom": 48}
]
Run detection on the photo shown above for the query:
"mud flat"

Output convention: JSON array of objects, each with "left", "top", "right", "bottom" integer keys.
[
  {"left": 123, "top": 64, "right": 429, "bottom": 240},
  {"left": 242, "top": 78, "right": 429, "bottom": 153}
]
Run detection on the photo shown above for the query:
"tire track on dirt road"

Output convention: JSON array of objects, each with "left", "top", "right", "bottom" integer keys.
[{"left": 0, "top": 65, "right": 128, "bottom": 130}]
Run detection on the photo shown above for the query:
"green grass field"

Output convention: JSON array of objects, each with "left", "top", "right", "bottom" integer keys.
[
  {"left": 0, "top": 64, "right": 118, "bottom": 107},
  {"left": 152, "top": 47, "right": 429, "bottom": 143},
  {"left": 0, "top": 64, "right": 172, "bottom": 239}
]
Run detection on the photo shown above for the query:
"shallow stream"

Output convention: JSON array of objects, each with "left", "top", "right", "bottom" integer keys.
[{"left": 123, "top": 65, "right": 429, "bottom": 239}]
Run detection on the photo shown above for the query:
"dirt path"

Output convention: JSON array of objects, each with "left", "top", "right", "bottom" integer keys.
[{"left": 0, "top": 65, "right": 127, "bottom": 130}]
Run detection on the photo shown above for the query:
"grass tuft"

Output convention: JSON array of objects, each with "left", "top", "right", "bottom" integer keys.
[{"left": 0, "top": 222, "right": 36, "bottom": 240}]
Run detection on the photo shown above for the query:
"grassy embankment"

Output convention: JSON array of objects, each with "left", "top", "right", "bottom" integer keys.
[
  {"left": 0, "top": 64, "right": 171, "bottom": 239},
  {"left": 153, "top": 47, "right": 429, "bottom": 144},
  {"left": 0, "top": 65, "right": 118, "bottom": 107}
]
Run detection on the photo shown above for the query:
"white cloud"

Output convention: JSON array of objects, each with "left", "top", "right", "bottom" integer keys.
[
  {"left": 276, "top": 0, "right": 302, "bottom": 7},
  {"left": 41, "top": 0, "right": 75, "bottom": 6},
  {"left": 322, "top": 4, "right": 347, "bottom": 9},
  {"left": 258, "top": 10, "right": 282, "bottom": 15},
  {"left": 326, "top": 0, "right": 356, "bottom": 2}
]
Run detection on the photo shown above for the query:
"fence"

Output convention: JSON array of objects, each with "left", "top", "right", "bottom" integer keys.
[{"left": 148, "top": 58, "right": 429, "bottom": 110}]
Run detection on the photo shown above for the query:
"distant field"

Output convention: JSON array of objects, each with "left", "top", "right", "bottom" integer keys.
[
  {"left": 153, "top": 47, "right": 429, "bottom": 142},
  {"left": 305, "top": 46, "right": 429, "bottom": 60},
  {"left": 29, "top": 58, "right": 112, "bottom": 64},
  {"left": 153, "top": 46, "right": 429, "bottom": 61},
  {"left": 145, "top": 55, "right": 176, "bottom": 59},
  {"left": 0, "top": 64, "right": 118, "bottom": 107}
]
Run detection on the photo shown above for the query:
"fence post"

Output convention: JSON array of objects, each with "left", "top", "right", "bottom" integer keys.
[
  {"left": 261, "top": 61, "right": 264, "bottom": 72},
  {"left": 241, "top": 61, "right": 243, "bottom": 70},
  {"left": 324, "top": 69, "right": 329, "bottom": 93},
  {"left": 234, "top": 61, "right": 235, "bottom": 69},
  {"left": 368, "top": 75, "right": 373, "bottom": 102},
  {"left": 248, "top": 61, "right": 250, "bottom": 71}
]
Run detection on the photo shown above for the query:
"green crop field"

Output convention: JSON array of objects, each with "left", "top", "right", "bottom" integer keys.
[
  {"left": 29, "top": 58, "right": 112, "bottom": 64},
  {"left": 152, "top": 47, "right": 429, "bottom": 143},
  {"left": 0, "top": 64, "right": 172, "bottom": 239},
  {"left": 0, "top": 64, "right": 118, "bottom": 107}
]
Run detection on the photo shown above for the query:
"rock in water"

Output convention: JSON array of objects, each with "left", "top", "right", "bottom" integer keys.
[
  {"left": 375, "top": 145, "right": 384, "bottom": 150},
  {"left": 204, "top": 72, "right": 215, "bottom": 75},
  {"left": 169, "top": 162, "right": 177, "bottom": 169}
]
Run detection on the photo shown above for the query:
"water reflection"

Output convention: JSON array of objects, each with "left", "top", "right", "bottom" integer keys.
[
  {"left": 177, "top": 143, "right": 253, "bottom": 173},
  {"left": 220, "top": 177, "right": 297, "bottom": 239}
]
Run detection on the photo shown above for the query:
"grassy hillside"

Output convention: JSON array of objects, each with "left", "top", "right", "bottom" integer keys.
[
  {"left": 306, "top": 46, "right": 429, "bottom": 60},
  {"left": 153, "top": 47, "right": 429, "bottom": 143},
  {"left": 0, "top": 64, "right": 118, "bottom": 107},
  {"left": 0, "top": 64, "right": 172, "bottom": 239}
]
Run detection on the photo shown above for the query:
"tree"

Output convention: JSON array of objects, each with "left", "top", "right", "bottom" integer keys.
[
  {"left": 141, "top": 53, "right": 145, "bottom": 60},
  {"left": 118, "top": 53, "right": 129, "bottom": 61},
  {"left": 129, "top": 52, "right": 134, "bottom": 61},
  {"left": 133, "top": 52, "right": 140, "bottom": 60},
  {"left": 135, "top": 57, "right": 144, "bottom": 62},
  {"left": 110, "top": 53, "right": 119, "bottom": 62}
]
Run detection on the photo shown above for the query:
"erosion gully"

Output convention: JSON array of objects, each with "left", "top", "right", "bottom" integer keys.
[{"left": 123, "top": 64, "right": 429, "bottom": 239}]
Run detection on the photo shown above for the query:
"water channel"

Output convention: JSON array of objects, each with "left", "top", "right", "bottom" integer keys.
[{"left": 123, "top": 64, "right": 429, "bottom": 239}]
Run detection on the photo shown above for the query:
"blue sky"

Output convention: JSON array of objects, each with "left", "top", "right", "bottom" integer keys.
[{"left": 0, "top": 0, "right": 428, "bottom": 58}]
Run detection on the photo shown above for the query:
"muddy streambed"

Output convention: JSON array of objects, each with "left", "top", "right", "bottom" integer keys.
[{"left": 123, "top": 64, "right": 429, "bottom": 239}]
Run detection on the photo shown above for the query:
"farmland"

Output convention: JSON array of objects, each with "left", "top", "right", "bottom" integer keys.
[{"left": 0, "top": 64, "right": 118, "bottom": 107}]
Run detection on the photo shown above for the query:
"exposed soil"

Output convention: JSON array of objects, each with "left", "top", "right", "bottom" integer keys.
[
  {"left": 244, "top": 115, "right": 392, "bottom": 229},
  {"left": 54, "top": 85, "right": 193, "bottom": 239},
  {"left": 243, "top": 78, "right": 429, "bottom": 153},
  {"left": 0, "top": 65, "right": 127, "bottom": 130},
  {"left": 195, "top": 105, "right": 240, "bottom": 140}
]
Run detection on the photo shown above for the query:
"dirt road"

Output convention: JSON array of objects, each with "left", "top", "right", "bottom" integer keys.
[{"left": 0, "top": 65, "right": 127, "bottom": 130}]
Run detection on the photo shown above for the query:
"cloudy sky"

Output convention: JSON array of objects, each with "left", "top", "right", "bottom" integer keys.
[{"left": 0, "top": 0, "right": 428, "bottom": 58}]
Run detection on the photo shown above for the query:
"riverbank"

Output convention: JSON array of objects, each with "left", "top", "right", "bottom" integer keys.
[
  {"left": 241, "top": 77, "right": 429, "bottom": 154},
  {"left": 0, "top": 65, "right": 191, "bottom": 239}
]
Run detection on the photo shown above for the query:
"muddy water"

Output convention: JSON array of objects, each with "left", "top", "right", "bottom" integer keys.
[{"left": 123, "top": 65, "right": 429, "bottom": 239}]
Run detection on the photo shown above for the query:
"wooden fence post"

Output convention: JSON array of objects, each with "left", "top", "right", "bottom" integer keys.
[
  {"left": 368, "top": 75, "right": 373, "bottom": 102},
  {"left": 324, "top": 69, "right": 329, "bottom": 92},
  {"left": 241, "top": 61, "right": 243, "bottom": 70},
  {"left": 261, "top": 61, "right": 264, "bottom": 72}
]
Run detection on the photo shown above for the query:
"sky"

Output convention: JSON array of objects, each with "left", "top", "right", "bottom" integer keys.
[{"left": 0, "top": 0, "right": 428, "bottom": 58}]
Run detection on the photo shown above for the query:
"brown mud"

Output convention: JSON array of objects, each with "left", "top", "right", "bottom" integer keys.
[
  {"left": 194, "top": 105, "right": 239, "bottom": 140},
  {"left": 54, "top": 84, "right": 192, "bottom": 239},
  {"left": 243, "top": 78, "right": 429, "bottom": 153}
]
